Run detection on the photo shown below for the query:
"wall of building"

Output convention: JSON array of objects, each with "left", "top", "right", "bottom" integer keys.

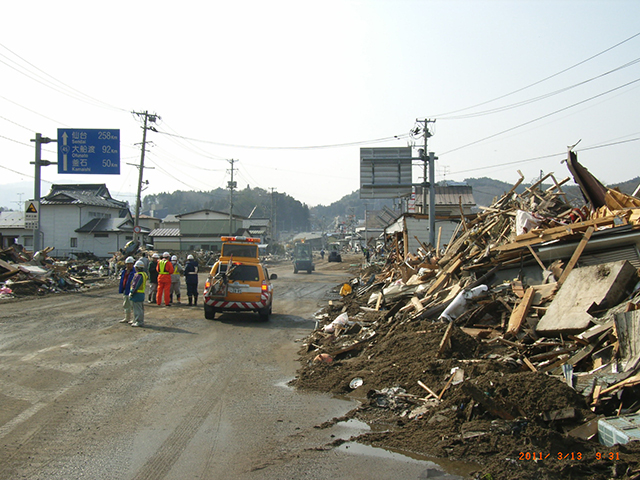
[{"left": 41, "top": 204, "right": 124, "bottom": 258}]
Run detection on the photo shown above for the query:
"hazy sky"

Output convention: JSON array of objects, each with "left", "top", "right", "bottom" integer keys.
[{"left": 1, "top": 0, "right": 639, "bottom": 210}]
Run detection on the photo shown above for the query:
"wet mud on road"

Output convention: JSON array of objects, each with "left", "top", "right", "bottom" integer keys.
[{"left": 0, "top": 256, "right": 474, "bottom": 479}]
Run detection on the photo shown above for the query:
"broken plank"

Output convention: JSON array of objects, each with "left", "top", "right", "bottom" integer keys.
[
  {"left": 438, "top": 373, "right": 455, "bottom": 400},
  {"left": 427, "top": 255, "right": 463, "bottom": 296},
  {"left": 410, "top": 296, "right": 425, "bottom": 313},
  {"left": 417, "top": 380, "right": 440, "bottom": 400},
  {"left": 557, "top": 226, "right": 594, "bottom": 286},
  {"left": 506, "top": 287, "right": 535, "bottom": 336},
  {"left": 522, "top": 356, "right": 537, "bottom": 372},
  {"left": 461, "top": 383, "right": 518, "bottom": 420},
  {"left": 436, "top": 322, "right": 454, "bottom": 358},
  {"left": 541, "top": 407, "right": 577, "bottom": 422},
  {"left": 527, "top": 245, "right": 547, "bottom": 271}
]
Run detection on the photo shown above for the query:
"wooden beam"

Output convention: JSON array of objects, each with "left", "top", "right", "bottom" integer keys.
[
  {"left": 506, "top": 287, "right": 535, "bottom": 336},
  {"left": 557, "top": 226, "right": 595, "bottom": 286},
  {"left": 437, "top": 322, "right": 454, "bottom": 357},
  {"left": 527, "top": 245, "right": 547, "bottom": 271},
  {"left": 417, "top": 380, "right": 440, "bottom": 400},
  {"left": 410, "top": 296, "right": 424, "bottom": 312}
]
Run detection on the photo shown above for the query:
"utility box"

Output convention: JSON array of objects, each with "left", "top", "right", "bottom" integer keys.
[{"left": 598, "top": 414, "right": 640, "bottom": 447}]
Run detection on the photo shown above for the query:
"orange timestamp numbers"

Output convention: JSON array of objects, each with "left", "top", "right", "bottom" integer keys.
[{"left": 518, "top": 452, "right": 621, "bottom": 461}]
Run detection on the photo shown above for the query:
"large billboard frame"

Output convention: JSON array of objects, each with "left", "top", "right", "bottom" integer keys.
[{"left": 359, "top": 147, "right": 414, "bottom": 199}]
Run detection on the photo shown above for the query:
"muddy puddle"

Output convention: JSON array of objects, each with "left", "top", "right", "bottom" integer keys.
[{"left": 331, "top": 413, "right": 480, "bottom": 479}]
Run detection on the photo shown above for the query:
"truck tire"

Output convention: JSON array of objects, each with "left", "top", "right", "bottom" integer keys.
[
  {"left": 258, "top": 307, "right": 270, "bottom": 322},
  {"left": 204, "top": 304, "right": 217, "bottom": 320}
]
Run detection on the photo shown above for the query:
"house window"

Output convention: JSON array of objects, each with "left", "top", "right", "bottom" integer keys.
[
  {"left": 70, "top": 237, "right": 78, "bottom": 248},
  {"left": 94, "top": 233, "right": 109, "bottom": 238},
  {"left": 24, "top": 236, "right": 33, "bottom": 247}
]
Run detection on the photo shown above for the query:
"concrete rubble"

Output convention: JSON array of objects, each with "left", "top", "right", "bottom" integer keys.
[{"left": 293, "top": 152, "right": 640, "bottom": 479}]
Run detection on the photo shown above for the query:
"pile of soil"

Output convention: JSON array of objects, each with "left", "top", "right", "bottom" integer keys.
[{"left": 292, "top": 290, "right": 640, "bottom": 479}]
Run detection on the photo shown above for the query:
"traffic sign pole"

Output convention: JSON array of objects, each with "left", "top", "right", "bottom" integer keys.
[{"left": 30, "top": 133, "right": 57, "bottom": 253}]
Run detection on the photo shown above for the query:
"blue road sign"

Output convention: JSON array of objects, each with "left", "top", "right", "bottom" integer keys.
[{"left": 57, "top": 129, "right": 120, "bottom": 174}]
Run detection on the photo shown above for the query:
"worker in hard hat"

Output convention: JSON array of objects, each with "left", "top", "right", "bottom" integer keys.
[
  {"left": 119, "top": 256, "right": 136, "bottom": 324},
  {"left": 148, "top": 253, "right": 160, "bottom": 303},
  {"left": 156, "top": 252, "right": 174, "bottom": 306},
  {"left": 184, "top": 254, "right": 199, "bottom": 306},
  {"left": 170, "top": 255, "right": 184, "bottom": 304},
  {"left": 129, "top": 260, "right": 148, "bottom": 327}
]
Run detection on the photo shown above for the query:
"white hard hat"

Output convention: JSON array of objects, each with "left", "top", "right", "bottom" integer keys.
[
  {"left": 125, "top": 256, "right": 135, "bottom": 264},
  {"left": 163, "top": 252, "right": 170, "bottom": 257},
  {"left": 171, "top": 255, "right": 178, "bottom": 261},
  {"left": 152, "top": 253, "right": 160, "bottom": 259},
  {"left": 134, "top": 260, "right": 145, "bottom": 269},
  {"left": 187, "top": 254, "right": 194, "bottom": 260}
]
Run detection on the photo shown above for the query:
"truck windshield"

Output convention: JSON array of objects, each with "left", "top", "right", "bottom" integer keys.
[
  {"left": 219, "top": 264, "right": 260, "bottom": 282},
  {"left": 294, "top": 244, "right": 312, "bottom": 259},
  {"left": 222, "top": 244, "right": 258, "bottom": 258}
]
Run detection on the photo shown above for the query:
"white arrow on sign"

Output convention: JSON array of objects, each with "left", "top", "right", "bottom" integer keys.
[{"left": 62, "top": 132, "right": 68, "bottom": 171}]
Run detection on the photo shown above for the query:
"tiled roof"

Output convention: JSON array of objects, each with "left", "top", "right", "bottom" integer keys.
[
  {"left": 41, "top": 190, "right": 128, "bottom": 209},
  {"left": 76, "top": 218, "right": 144, "bottom": 233}
]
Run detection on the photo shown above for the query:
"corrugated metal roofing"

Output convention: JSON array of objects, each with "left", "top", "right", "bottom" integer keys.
[
  {"left": 149, "top": 228, "right": 181, "bottom": 237},
  {"left": 0, "top": 211, "right": 25, "bottom": 228},
  {"left": 415, "top": 186, "right": 475, "bottom": 206}
]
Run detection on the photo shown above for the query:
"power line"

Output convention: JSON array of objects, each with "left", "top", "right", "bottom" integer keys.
[
  {"left": 0, "top": 42, "right": 128, "bottom": 112},
  {"left": 154, "top": 129, "right": 411, "bottom": 150},
  {"left": 439, "top": 57, "right": 640, "bottom": 120},
  {"left": 430, "top": 31, "right": 640, "bottom": 118},
  {"left": 0, "top": 94, "right": 67, "bottom": 126},
  {"left": 447, "top": 137, "right": 640, "bottom": 176},
  {"left": 440, "top": 76, "right": 640, "bottom": 156}
]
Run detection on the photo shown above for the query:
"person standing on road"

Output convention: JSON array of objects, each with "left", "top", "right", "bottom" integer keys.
[
  {"left": 119, "top": 256, "right": 135, "bottom": 324},
  {"left": 170, "top": 255, "right": 184, "bottom": 304},
  {"left": 157, "top": 252, "right": 174, "bottom": 306},
  {"left": 148, "top": 253, "right": 160, "bottom": 303},
  {"left": 139, "top": 252, "right": 150, "bottom": 274},
  {"left": 129, "top": 260, "right": 148, "bottom": 327},
  {"left": 184, "top": 254, "right": 199, "bottom": 306},
  {"left": 320, "top": 248, "right": 325, "bottom": 260}
]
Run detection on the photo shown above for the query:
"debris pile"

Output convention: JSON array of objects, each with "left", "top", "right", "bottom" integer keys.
[
  {"left": 0, "top": 245, "right": 113, "bottom": 298},
  {"left": 293, "top": 154, "right": 640, "bottom": 479}
]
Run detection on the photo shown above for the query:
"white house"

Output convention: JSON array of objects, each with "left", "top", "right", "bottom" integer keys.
[{"left": 39, "top": 184, "right": 137, "bottom": 258}]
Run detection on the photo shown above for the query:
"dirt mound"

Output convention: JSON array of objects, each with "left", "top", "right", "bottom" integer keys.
[{"left": 292, "top": 288, "right": 640, "bottom": 479}]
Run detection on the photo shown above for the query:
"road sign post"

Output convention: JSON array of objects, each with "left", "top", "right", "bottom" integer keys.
[{"left": 25, "top": 201, "right": 39, "bottom": 230}]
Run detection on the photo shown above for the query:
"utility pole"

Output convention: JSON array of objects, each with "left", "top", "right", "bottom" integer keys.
[
  {"left": 415, "top": 118, "right": 436, "bottom": 246},
  {"left": 30, "top": 133, "right": 57, "bottom": 253},
  {"left": 228, "top": 159, "right": 237, "bottom": 235},
  {"left": 132, "top": 111, "right": 159, "bottom": 245},
  {"left": 270, "top": 187, "right": 277, "bottom": 242}
]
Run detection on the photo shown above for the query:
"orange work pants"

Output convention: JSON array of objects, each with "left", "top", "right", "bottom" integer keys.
[{"left": 157, "top": 274, "right": 172, "bottom": 306}]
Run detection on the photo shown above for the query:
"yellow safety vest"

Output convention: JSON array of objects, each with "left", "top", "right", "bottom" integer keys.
[
  {"left": 158, "top": 259, "right": 172, "bottom": 274},
  {"left": 135, "top": 272, "right": 148, "bottom": 293}
]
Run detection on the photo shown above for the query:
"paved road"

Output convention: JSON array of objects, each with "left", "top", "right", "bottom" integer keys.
[{"left": 0, "top": 257, "right": 466, "bottom": 479}]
